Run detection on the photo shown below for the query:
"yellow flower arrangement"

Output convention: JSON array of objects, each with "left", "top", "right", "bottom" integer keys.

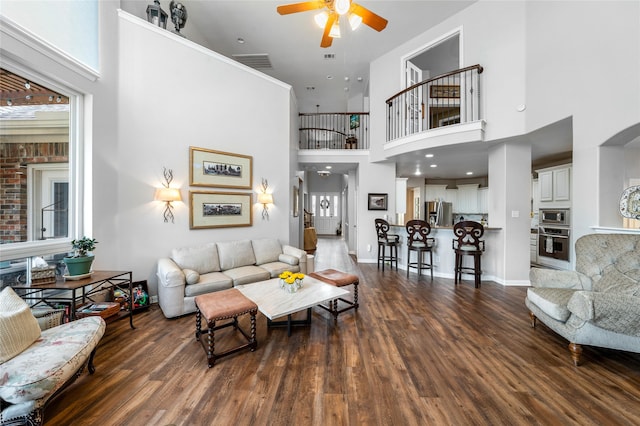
[{"left": 279, "top": 271, "right": 305, "bottom": 291}]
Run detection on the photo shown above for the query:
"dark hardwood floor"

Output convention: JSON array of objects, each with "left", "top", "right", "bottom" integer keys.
[{"left": 45, "top": 237, "right": 640, "bottom": 425}]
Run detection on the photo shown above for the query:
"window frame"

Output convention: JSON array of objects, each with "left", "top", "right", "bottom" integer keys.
[{"left": 0, "top": 61, "right": 85, "bottom": 262}]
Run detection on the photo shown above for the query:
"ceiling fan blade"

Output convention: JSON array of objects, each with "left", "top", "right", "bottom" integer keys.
[
  {"left": 351, "top": 3, "right": 388, "bottom": 32},
  {"left": 277, "top": 1, "right": 325, "bottom": 15},
  {"left": 320, "top": 13, "right": 337, "bottom": 48}
]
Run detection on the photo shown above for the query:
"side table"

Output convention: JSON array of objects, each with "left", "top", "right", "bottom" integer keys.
[{"left": 13, "top": 270, "right": 135, "bottom": 329}]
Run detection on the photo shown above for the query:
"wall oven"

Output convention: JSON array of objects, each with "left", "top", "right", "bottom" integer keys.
[
  {"left": 538, "top": 226, "right": 570, "bottom": 261},
  {"left": 538, "top": 209, "right": 571, "bottom": 262}
]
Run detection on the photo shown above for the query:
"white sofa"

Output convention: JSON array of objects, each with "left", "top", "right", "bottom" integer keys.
[{"left": 156, "top": 239, "right": 313, "bottom": 318}]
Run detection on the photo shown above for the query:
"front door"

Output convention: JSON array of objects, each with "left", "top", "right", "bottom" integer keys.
[{"left": 311, "top": 192, "right": 340, "bottom": 235}]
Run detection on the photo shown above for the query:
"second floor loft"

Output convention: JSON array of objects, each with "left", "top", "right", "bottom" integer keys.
[{"left": 298, "top": 65, "right": 484, "bottom": 152}]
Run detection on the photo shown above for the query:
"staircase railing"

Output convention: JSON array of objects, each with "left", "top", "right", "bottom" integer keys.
[
  {"left": 386, "top": 64, "right": 483, "bottom": 142},
  {"left": 299, "top": 112, "right": 369, "bottom": 150}
]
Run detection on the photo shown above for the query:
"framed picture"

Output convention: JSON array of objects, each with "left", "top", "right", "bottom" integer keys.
[
  {"left": 430, "top": 85, "right": 460, "bottom": 99},
  {"left": 368, "top": 193, "right": 388, "bottom": 211},
  {"left": 190, "top": 191, "right": 253, "bottom": 229},
  {"left": 190, "top": 146, "right": 253, "bottom": 189},
  {"left": 350, "top": 114, "right": 360, "bottom": 129},
  {"left": 293, "top": 184, "right": 300, "bottom": 217}
]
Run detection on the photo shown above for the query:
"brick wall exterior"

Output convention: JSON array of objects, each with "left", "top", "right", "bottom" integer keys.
[{"left": 0, "top": 142, "right": 68, "bottom": 243}]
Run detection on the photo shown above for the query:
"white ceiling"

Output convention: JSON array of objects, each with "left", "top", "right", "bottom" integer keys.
[{"left": 120, "top": 1, "right": 575, "bottom": 179}]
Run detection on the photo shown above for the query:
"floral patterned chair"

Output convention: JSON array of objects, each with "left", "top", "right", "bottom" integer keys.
[
  {"left": 526, "top": 233, "right": 640, "bottom": 365},
  {"left": 0, "top": 287, "right": 105, "bottom": 426}
]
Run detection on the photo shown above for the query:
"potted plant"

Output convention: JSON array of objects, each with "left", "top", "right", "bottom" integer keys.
[{"left": 63, "top": 237, "right": 98, "bottom": 276}]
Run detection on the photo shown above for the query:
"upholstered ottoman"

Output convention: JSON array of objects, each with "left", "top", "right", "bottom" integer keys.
[
  {"left": 308, "top": 269, "right": 360, "bottom": 321},
  {"left": 194, "top": 288, "right": 257, "bottom": 368}
]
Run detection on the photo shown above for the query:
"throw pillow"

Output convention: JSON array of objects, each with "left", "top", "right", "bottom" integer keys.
[
  {"left": 171, "top": 243, "right": 220, "bottom": 274},
  {"left": 183, "top": 269, "right": 200, "bottom": 285},
  {"left": 252, "top": 239, "right": 283, "bottom": 265},
  {"left": 594, "top": 265, "right": 640, "bottom": 296},
  {"left": 0, "top": 287, "right": 41, "bottom": 364}
]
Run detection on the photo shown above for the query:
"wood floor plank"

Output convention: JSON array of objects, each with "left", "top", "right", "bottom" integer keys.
[{"left": 39, "top": 237, "right": 640, "bottom": 425}]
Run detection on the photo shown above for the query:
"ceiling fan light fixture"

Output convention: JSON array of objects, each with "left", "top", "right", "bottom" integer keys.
[
  {"left": 329, "top": 22, "right": 341, "bottom": 38},
  {"left": 334, "top": 0, "right": 351, "bottom": 16},
  {"left": 314, "top": 11, "right": 328, "bottom": 28},
  {"left": 348, "top": 13, "right": 362, "bottom": 30}
]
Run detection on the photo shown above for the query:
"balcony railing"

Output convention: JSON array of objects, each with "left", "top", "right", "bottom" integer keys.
[
  {"left": 299, "top": 112, "right": 369, "bottom": 150},
  {"left": 386, "top": 65, "right": 483, "bottom": 142}
]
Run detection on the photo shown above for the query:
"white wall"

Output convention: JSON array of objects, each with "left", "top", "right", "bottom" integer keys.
[
  {"left": 2, "top": 0, "right": 100, "bottom": 71},
  {"left": 525, "top": 1, "right": 640, "bottom": 240},
  {"left": 116, "top": 12, "right": 294, "bottom": 295},
  {"left": 368, "top": 0, "right": 640, "bottom": 282},
  {"left": 369, "top": 1, "right": 527, "bottom": 163}
]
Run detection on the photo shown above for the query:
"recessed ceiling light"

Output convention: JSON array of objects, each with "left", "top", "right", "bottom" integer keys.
[
  {"left": 326, "top": 166, "right": 332, "bottom": 169},
  {"left": 425, "top": 154, "right": 434, "bottom": 158},
  {"left": 430, "top": 164, "right": 437, "bottom": 168},
  {"left": 414, "top": 170, "right": 421, "bottom": 176},
  {"left": 326, "top": 75, "right": 333, "bottom": 80},
  {"left": 237, "top": 38, "right": 245, "bottom": 44},
  {"left": 466, "top": 172, "right": 473, "bottom": 175},
  {"left": 344, "top": 76, "right": 349, "bottom": 81},
  {"left": 357, "top": 77, "right": 363, "bottom": 82}
]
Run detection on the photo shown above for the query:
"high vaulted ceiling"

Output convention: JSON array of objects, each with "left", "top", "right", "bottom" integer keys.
[
  {"left": 119, "top": 1, "right": 577, "bottom": 179},
  {"left": 121, "top": 1, "right": 475, "bottom": 113}
]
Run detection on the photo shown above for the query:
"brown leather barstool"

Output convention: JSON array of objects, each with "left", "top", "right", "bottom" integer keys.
[
  {"left": 406, "top": 220, "right": 435, "bottom": 279},
  {"left": 452, "top": 221, "right": 485, "bottom": 288},
  {"left": 375, "top": 218, "right": 399, "bottom": 271}
]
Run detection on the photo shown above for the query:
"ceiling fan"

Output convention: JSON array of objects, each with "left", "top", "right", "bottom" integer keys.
[{"left": 277, "top": 0, "right": 388, "bottom": 48}]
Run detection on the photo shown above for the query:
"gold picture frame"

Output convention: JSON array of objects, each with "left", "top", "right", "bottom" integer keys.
[
  {"left": 189, "top": 146, "right": 253, "bottom": 189},
  {"left": 190, "top": 191, "right": 253, "bottom": 229},
  {"left": 430, "top": 85, "right": 460, "bottom": 99}
]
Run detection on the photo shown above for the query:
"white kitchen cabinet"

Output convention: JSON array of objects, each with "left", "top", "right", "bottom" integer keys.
[
  {"left": 536, "top": 164, "right": 571, "bottom": 206},
  {"left": 445, "top": 188, "right": 458, "bottom": 210},
  {"left": 477, "top": 187, "right": 489, "bottom": 214},
  {"left": 456, "top": 184, "right": 479, "bottom": 213},
  {"left": 531, "top": 178, "right": 540, "bottom": 213},
  {"left": 425, "top": 185, "right": 448, "bottom": 202},
  {"left": 539, "top": 171, "right": 553, "bottom": 202},
  {"left": 553, "top": 167, "right": 570, "bottom": 201}
]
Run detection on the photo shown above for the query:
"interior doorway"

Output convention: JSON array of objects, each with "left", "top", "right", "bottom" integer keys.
[{"left": 403, "top": 31, "right": 461, "bottom": 130}]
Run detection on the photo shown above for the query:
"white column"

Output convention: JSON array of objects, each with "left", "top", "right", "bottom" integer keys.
[{"left": 488, "top": 142, "right": 531, "bottom": 284}]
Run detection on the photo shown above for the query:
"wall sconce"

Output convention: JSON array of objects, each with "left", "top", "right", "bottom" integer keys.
[
  {"left": 258, "top": 178, "right": 274, "bottom": 220},
  {"left": 154, "top": 167, "right": 181, "bottom": 223},
  {"left": 146, "top": 0, "right": 168, "bottom": 28}
]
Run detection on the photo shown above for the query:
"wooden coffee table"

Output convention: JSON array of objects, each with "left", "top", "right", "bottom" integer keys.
[{"left": 235, "top": 276, "right": 349, "bottom": 336}]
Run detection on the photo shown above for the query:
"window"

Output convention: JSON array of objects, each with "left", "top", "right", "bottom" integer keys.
[{"left": 0, "top": 65, "right": 83, "bottom": 268}]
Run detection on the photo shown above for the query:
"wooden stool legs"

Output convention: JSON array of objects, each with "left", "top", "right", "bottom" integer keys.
[{"left": 195, "top": 306, "right": 257, "bottom": 368}]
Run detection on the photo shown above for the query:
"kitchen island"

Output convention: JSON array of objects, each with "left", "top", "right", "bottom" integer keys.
[{"left": 389, "top": 224, "right": 502, "bottom": 283}]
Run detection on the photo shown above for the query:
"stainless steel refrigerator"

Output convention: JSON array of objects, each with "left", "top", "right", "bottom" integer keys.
[{"left": 425, "top": 201, "right": 453, "bottom": 226}]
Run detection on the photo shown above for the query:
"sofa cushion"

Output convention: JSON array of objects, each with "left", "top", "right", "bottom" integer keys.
[
  {"left": 252, "top": 239, "right": 283, "bottom": 265},
  {"left": 184, "top": 272, "right": 233, "bottom": 297},
  {"left": 593, "top": 265, "right": 640, "bottom": 296},
  {"left": 217, "top": 240, "right": 256, "bottom": 271},
  {"left": 171, "top": 243, "right": 220, "bottom": 274},
  {"left": 183, "top": 269, "right": 200, "bottom": 285},
  {"left": 260, "top": 261, "right": 301, "bottom": 278},
  {"left": 0, "top": 287, "right": 41, "bottom": 364},
  {"left": 224, "top": 266, "right": 270, "bottom": 286},
  {"left": 527, "top": 287, "right": 576, "bottom": 322},
  {"left": 0, "top": 316, "right": 105, "bottom": 405}
]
